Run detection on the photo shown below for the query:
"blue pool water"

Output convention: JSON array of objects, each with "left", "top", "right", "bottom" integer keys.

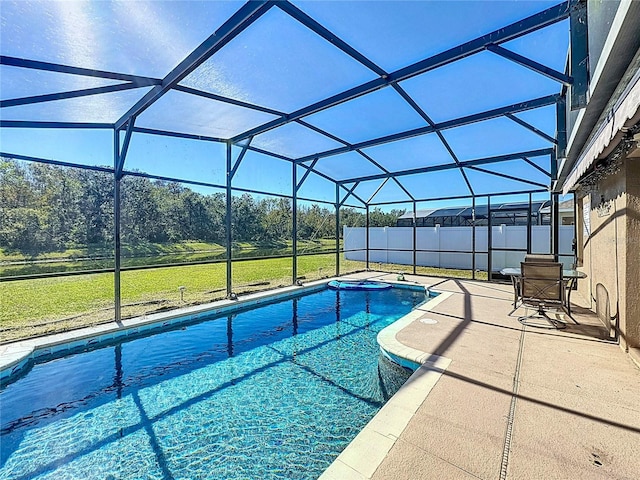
[{"left": 1, "top": 287, "right": 425, "bottom": 480}]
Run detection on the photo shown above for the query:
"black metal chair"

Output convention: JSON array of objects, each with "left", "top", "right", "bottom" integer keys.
[
  {"left": 524, "top": 254, "right": 555, "bottom": 262},
  {"left": 517, "top": 261, "right": 572, "bottom": 329},
  {"left": 506, "top": 255, "right": 555, "bottom": 316}
]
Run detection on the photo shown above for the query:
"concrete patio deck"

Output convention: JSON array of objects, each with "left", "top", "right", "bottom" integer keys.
[{"left": 329, "top": 272, "right": 640, "bottom": 480}]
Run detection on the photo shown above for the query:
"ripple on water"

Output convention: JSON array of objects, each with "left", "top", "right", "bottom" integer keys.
[{"left": 1, "top": 287, "right": 423, "bottom": 480}]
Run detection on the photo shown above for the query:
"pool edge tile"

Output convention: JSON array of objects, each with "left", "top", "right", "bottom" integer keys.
[
  {"left": 318, "top": 290, "right": 453, "bottom": 479},
  {"left": 319, "top": 359, "right": 451, "bottom": 480},
  {"left": 319, "top": 459, "right": 368, "bottom": 480},
  {"left": 0, "top": 344, "right": 34, "bottom": 381}
]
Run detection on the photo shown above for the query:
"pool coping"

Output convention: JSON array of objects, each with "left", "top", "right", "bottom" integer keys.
[{"left": 318, "top": 290, "right": 453, "bottom": 480}]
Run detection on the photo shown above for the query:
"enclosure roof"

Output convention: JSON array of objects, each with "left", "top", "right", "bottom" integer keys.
[{"left": 0, "top": 1, "right": 572, "bottom": 204}]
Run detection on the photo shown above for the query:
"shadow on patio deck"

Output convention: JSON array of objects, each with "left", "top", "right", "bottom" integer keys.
[{"left": 339, "top": 271, "right": 640, "bottom": 479}]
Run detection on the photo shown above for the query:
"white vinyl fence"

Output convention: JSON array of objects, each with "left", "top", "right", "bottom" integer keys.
[{"left": 343, "top": 225, "right": 575, "bottom": 272}]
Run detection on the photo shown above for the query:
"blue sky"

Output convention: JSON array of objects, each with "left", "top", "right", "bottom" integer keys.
[{"left": 0, "top": 1, "right": 570, "bottom": 207}]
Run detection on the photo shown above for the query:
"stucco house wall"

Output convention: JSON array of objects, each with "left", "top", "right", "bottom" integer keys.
[
  {"left": 577, "top": 156, "right": 639, "bottom": 352},
  {"left": 624, "top": 158, "right": 640, "bottom": 350}
]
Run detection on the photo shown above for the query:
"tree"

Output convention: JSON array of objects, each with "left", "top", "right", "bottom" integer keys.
[
  {"left": 203, "top": 192, "right": 226, "bottom": 244},
  {"left": 0, "top": 159, "right": 42, "bottom": 252},
  {"left": 297, "top": 204, "right": 334, "bottom": 240},
  {"left": 339, "top": 208, "right": 365, "bottom": 229},
  {"left": 369, "top": 207, "right": 405, "bottom": 227},
  {"left": 121, "top": 176, "right": 165, "bottom": 244},
  {"left": 157, "top": 181, "right": 187, "bottom": 243},
  {"left": 1, "top": 159, "right": 86, "bottom": 252},
  {"left": 262, "top": 197, "right": 292, "bottom": 243},
  {"left": 76, "top": 169, "right": 113, "bottom": 246},
  {"left": 1, "top": 157, "right": 385, "bottom": 255},
  {"left": 231, "top": 194, "right": 265, "bottom": 242}
]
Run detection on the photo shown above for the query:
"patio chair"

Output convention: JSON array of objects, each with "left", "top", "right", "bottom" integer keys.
[
  {"left": 505, "top": 254, "right": 555, "bottom": 315},
  {"left": 524, "top": 254, "right": 555, "bottom": 262},
  {"left": 517, "top": 261, "right": 572, "bottom": 329}
]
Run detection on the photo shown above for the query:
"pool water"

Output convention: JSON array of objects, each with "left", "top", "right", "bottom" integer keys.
[{"left": 1, "top": 287, "right": 425, "bottom": 480}]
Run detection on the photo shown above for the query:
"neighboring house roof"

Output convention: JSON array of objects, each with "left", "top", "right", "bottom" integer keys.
[
  {"left": 540, "top": 198, "right": 574, "bottom": 214},
  {"left": 397, "top": 201, "right": 555, "bottom": 220}
]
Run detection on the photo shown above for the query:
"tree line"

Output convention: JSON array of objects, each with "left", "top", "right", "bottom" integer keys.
[{"left": 0, "top": 158, "right": 405, "bottom": 254}]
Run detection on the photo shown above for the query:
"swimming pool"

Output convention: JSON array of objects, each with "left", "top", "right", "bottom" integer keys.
[{"left": 1, "top": 285, "right": 425, "bottom": 480}]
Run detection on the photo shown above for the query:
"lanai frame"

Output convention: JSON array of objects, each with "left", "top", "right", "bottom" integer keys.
[{"left": 0, "top": 0, "right": 588, "bottom": 321}]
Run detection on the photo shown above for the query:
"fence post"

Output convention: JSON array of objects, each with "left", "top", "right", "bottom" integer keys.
[
  {"left": 335, "top": 183, "right": 340, "bottom": 276},
  {"left": 292, "top": 163, "right": 297, "bottom": 285},
  {"left": 487, "top": 196, "right": 492, "bottom": 282},
  {"left": 552, "top": 192, "right": 560, "bottom": 260},
  {"left": 365, "top": 205, "right": 370, "bottom": 270},
  {"left": 113, "top": 130, "right": 122, "bottom": 322},
  {"left": 527, "top": 192, "right": 532, "bottom": 254},
  {"left": 226, "top": 143, "right": 233, "bottom": 298},
  {"left": 413, "top": 201, "right": 417, "bottom": 275},
  {"left": 472, "top": 196, "right": 476, "bottom": 280},
  {"left": 114, "top": 174, "right": 122, "bottom": 322}
]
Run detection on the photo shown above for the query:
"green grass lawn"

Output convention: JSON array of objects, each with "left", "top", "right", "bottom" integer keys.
[
  {"left": 0, "top": 252, "right": 482, "bottom": 343},
  {"left": 0, "top": 254, "right": 364, "bottom": 342}
]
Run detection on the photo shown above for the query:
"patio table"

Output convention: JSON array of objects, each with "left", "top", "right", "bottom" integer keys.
[{"left": 500, "top": 267, "right": 587, "bottom": 316}]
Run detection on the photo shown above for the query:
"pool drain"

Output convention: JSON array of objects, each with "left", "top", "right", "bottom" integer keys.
[{"left": 420, "top": 318, "right": 438, "bottom": 325}]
